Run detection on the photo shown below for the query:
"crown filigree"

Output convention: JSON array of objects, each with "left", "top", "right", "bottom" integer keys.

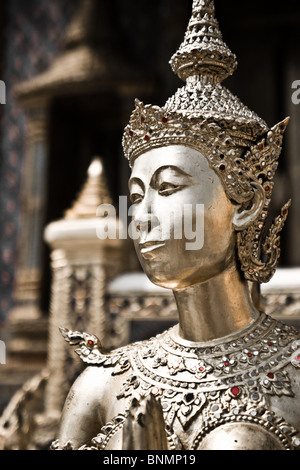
[{"left": 122, "top": 0, "right": 291, "bottom": 283}]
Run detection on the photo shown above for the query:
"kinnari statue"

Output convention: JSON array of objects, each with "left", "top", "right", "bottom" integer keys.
[{"left": 52, "top": 0, "right": 300, "bottom": 450}]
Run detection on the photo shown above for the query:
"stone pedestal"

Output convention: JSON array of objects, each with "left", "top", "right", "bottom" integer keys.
[
  {"left": 44, "top": 214, "right": 129, "bottom": 417},
  {"left": 0, "top": 158, "right": 133, "bottom": 449}
]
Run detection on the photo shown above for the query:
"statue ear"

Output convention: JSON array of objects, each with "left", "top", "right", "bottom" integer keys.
[{"left": 232, "top": 182, "right": 265, "bottom": 231}]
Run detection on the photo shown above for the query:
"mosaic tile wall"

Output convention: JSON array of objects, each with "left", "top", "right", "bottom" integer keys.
[
  {"left": 0, "top": 0, "right": 189, "bottom": 325},
  {"left": 0, "top": 0, "right": 79, "bottom": 323}
]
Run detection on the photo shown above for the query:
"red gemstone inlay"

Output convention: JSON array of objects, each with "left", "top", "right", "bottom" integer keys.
[
  {"left": 88, "top": 340, "right": 94, "bottom": 346},
  {"left": 170, "top": 361, "right": 180, "bottom": 370},
  {"left": 141, "top": 116, "right": 145, "bottom": 123},
  {"left": 231, "top": 387, "right": 240, "bottom": 396},
  {"left": 129, "top": 130, "right": 133, "bottom": 137},
  {"left": 151, "top": 387, "right": 159, "bottom": 396},
  {"left": 267, "top": 372, "right": 274, "bottom": 379},
  {"left": 296, "top": 355, "right": 300, "bottom": 361},
  {"left": 144, "top": 135, "right": 150, "bottom": 141},
  {"left": 268, "top": 342, "right": 273, "bottom": 346},
  {"left": 219, "top": 164, "right": 226, "bottom": 171},
  {"left": 247, "top": 353, "right": 252, "bottom": 357},
  {"left": 259, "top": 144, "right": 263, "bottom": 150},
  {"left": 199, "top": 366, "right": 205, "bottom": 371},
  {"left": 162, "top": 117, "right": 168, "bottom": 123},
  {"left": 224, "top": 361, "right": 229, "bottom": 366}
]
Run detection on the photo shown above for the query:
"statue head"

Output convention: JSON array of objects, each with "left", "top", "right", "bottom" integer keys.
[{"left": 123, "top": 0, "right": 290, "bottom": 288}]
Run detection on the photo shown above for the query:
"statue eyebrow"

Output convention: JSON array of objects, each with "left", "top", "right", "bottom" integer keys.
[
  {"left": 129, "top": 166, "right": 193, "bottom": 192},
  {"left": 128, "top": 177, "right": 145, "bottom": 192},
  {"left": 151, "top": 165, "right": 193, "bottom": 186}
]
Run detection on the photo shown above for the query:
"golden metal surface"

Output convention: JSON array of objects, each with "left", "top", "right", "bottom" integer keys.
[{"left": 52, "top": 0, "right": 300, "bottom": 451}]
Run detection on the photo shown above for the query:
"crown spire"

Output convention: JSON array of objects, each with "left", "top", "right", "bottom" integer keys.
[{"left": 170, "top": 0, "right": 237, "bottom": 84}]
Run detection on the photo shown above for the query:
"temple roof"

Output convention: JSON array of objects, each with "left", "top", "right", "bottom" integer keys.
[{"left": 15, "top": 0, "right": 146, "bottom": 104}]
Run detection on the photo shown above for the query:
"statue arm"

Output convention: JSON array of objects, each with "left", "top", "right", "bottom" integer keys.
[{"left": 55, "top": 366, "right": 105, "bottom": 449}]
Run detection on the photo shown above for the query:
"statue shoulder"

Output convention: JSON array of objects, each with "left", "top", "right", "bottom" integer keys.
[{"left": 55, "top": 330, "right": 149, "bottom": 450}]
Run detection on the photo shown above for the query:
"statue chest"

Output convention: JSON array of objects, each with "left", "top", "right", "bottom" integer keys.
[
  {"left": 97, "top": 361, "right": 300, "bottom": 451},
  {"left": 98, "top": 316, "right": 300, "bottom": 450},
  {"left": 114, "top": 360, "right": 300, "bottom": 450},
  {"left": 77, "top": 315, "right": 300, "bottom": 450}
]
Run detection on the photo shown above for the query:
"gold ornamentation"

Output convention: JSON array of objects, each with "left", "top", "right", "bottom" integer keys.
[
  {"left": 237, "top": 119, "right": 292, "bottom": 283},
  {"left": 59, "top": 328, "right": 131, "bottom": 375},
  {"left": 56, "top": 314, "right": 300, "bottom": 450}
]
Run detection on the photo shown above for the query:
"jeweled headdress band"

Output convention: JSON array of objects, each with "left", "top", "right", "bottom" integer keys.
[{"left": 122, "top": 0, "right": 291, "bottom": 283}]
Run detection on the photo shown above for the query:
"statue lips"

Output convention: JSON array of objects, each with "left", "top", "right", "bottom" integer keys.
[{"left": 139, "top": 241, "right": 166, "bottom": 259}]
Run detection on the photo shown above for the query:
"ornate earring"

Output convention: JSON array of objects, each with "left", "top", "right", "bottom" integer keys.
[{"left": 237, "top": 119, "right": 291, "bottom": 284}]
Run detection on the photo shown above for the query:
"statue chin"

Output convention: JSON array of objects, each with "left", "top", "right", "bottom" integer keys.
[
  {"left": 142, "top": 270, "right": 183, "bottom": 291},
  {"left": 140, "top": 266, "right": 213, "bottom": 291},
  {"left": 135, "top": 241, "right": 237, "bottom": 292}
]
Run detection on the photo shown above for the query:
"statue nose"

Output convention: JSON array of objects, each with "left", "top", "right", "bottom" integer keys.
[{"left": 135, "top": 214, "right": 159, "bottom": 234}]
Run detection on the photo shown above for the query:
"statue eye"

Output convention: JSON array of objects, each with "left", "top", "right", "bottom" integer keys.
[
  {"left": 159, "top": 182, "right": 181, "bottom": 195},
  {"left": 130, "top": 193, "right": 143, "bottom": 204}
]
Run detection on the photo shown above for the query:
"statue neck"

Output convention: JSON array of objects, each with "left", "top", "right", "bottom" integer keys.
[{"left": 173, "top": 267, "right": 260, "bottom": 343}]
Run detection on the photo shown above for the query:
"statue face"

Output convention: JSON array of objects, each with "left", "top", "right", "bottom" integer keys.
[{"left": 129, "top": 145, "right": 237, "bottom": 290}]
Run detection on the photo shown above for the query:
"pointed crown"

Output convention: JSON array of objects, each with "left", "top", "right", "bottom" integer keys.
[
  {"left": 169, "top": 0, "right": 237, "bottom": 83},
  {"left": 122, "top": 0, "right": 291, "bottom": 283},
  {"left": 123, "top": 0, "right": 271, "bottom": 203}
]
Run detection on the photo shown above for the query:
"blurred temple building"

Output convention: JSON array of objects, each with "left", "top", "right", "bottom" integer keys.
[{"left": 0, "top": 0, "right": 299, "bottom": 449}]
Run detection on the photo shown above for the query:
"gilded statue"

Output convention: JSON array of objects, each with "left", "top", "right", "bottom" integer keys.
[{"left": 52, "top": 0, "right": 300, "bottom": 450}]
